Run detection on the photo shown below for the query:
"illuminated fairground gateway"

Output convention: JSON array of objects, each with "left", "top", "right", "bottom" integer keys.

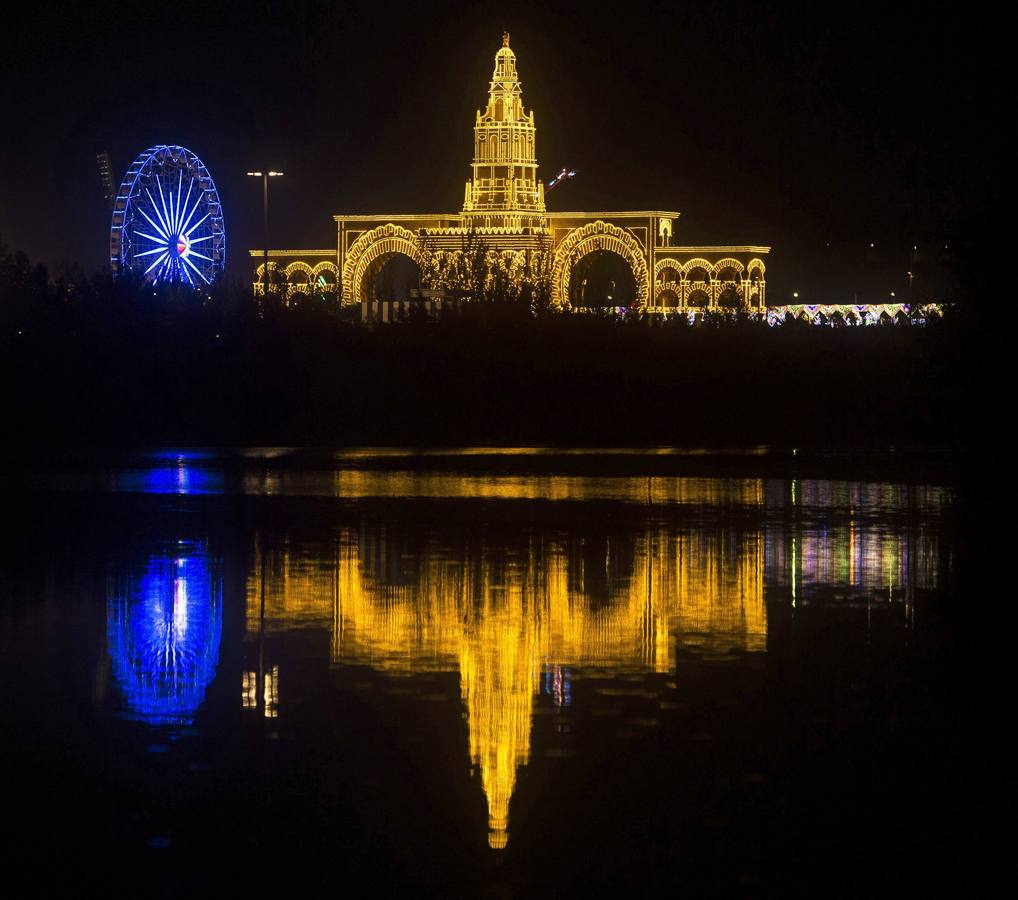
[{"left": 250, "top": 33, "right": 770, "bottom": 314}]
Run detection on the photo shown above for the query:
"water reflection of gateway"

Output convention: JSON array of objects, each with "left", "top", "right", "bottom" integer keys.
[
  {"left": 107, "top": 544, "right": 223, "bottom": 726},
  {"left": 246, "top": 523, "right": 766, "bottom": 848}
]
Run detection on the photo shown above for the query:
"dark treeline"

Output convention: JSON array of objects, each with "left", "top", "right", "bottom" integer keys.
[{"left": 1, "top": 244, "right": 971, "bottom": 448}]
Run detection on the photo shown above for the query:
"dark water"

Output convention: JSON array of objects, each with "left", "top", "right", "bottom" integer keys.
[{"left": 0, "top": 449, "right": 978, "bottom": 896}]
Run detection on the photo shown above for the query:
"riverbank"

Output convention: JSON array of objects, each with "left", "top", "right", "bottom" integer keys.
[{"left": 3, "top": 303, "right": 969, "bottom": 448}]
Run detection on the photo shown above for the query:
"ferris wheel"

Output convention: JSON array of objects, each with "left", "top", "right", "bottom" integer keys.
[{"left": 109, "top": 145, "right": 225, "bottom": 286}]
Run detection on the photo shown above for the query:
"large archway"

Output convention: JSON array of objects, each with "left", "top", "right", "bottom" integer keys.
[
  {"left": 570, "top": 250, "right": 637, "bottom": 307},
  {"left": 364, "top": 253, "right": 421, "bottom": 301},
  {"left": 342, "top": 223, "right": 429, "bottom": 304},
  {"left": 552, "top": 221, "right": 650, "bottom": 308}
]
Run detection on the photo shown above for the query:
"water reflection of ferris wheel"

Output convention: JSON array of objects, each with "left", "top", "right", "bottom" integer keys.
[
  {"left": 109, "top": 144, "right": 225, "bottom": 286},
  {"left": 106, "top": 543, "right": 223, "bottom": 726}
]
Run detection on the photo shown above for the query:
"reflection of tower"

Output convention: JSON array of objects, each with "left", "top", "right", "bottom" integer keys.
[
  {"left": 462, "top": 33, "right": 546, "bottom": 230},
  {"left": 459, "top": 571, "right": 541, "bottom": 850},
  {"left": 107, "top": 545, "right": 223, "bottom": 725}
]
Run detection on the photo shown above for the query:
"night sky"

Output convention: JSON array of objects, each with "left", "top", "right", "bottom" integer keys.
[{"left": 0, "top": 1, "right": 988, "bottom": 302}]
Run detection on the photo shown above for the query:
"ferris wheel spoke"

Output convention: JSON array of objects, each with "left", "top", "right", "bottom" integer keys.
[
  {"left": 144, "top": 251, "right": 169, "bottom": 275},
  {"left": 134, "top": 230, "right": 168, "bottom": 245},
  {"left": 168, "top": 190, "right": 177, "bottom": 237},
  {"left": 178, "top": 190, "right": 205, "bottom": 235},
  {"left": 187, "top": 248, "right": 214, "bottom": 263},
  {"left": 187, "top": 234, "right": 213, "bottom": 244},
  {"left": 145, "top": 189, "right": 171, "bottom": 236},
  {"left": 134, "top": 246, "right": 168, "bottom": 258},
  {"left": 185, "top": 213, "right": 210, "bottom": 237},
  {"left": 138, "top": 207, "right": 168, "bottom": 240},
  {"left": 178, "top": 177, "right": 195, "bottom": 236},
  {"left": 155, "top": 177, "right": 173, "bottom": 238},
  {"left": 174, "top": 170, "right": 183, "bottom": 233},
  {"left": 181, "top": 251, "right": 210, "bottom": 283}
]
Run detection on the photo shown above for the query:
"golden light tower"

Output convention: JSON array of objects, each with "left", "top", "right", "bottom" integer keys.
[{"left": 462, "top": 32, "right": 546, "bottom": 231}]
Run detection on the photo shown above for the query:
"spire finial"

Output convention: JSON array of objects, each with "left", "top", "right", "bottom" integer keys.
[{"left": 502, "top": 31, "right": 510, "bottom": 47}]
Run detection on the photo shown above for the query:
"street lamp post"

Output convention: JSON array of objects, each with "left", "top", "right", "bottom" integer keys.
[{"left": 247, "top": 170, "right": 284, "bottom": 301}]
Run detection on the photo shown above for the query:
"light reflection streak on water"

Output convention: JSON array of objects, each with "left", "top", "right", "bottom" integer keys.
[
  {"left": 106, "top": 545, "right": 222, "bottom": 726},
  {"left": 328, "top": 446, "right": 774, "bottom": 460},
  {"left": 111, "top": 457, "right": 225, "bottom": 494},
  {"left": 249, "top": 470, "right": 771, "bottom": 504}
]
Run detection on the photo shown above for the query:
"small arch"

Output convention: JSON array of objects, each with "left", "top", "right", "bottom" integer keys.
[
  {"left": 686, "top": 289, "right": 710, "bottom": 308},
  {"left": 713, "top": 258, "right": 745, "bottom": 276},
  {"left": 284, "top": 261, "right": 313, "bottom": 284},
  {"left": 254, "top": 261, "right": 285, "bottom": 293},
  {"left": 657, "top": 289, "right": 680, "bottom": 308},
  {"left": 681, "top": 258, "right": 715, "bottom": 278},
  {"left": 717, "top": 284, "right": 742, "bottom": 309},
  {"left": 311, "top": 261, "right": 338, "bottom": 279},
  {"left": 684, "top": 266, "right": 712, "bottom": 285},
  {"left": 654, "top": 258, "right": 683, "bottom": 279}
]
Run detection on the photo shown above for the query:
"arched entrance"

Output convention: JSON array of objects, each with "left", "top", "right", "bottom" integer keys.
[
  {"left": 570, "top": 249, "right": 637, "bottom": 307},
  {"left": 342, "top": 223, "right": 429, "bottom": 304},
  {"left": 552, "top": 221, "right": 650, "bottom": 308},
  {"left": 365, "top": 253, "right": 421, "bottom": 301}
]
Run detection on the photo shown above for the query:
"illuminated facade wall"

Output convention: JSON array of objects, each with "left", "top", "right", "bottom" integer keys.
[{"left": 251, "top": 35, "right": 770, "bottom": 311}]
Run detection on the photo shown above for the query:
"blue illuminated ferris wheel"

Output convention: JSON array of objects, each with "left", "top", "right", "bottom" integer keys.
[{"left": 109, "top": 145, "right": 225, "bottom": 286}]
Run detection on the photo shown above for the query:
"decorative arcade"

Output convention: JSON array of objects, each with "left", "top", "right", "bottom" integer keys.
[{"left": 251, "top": 34, "right": 769, "bottom": 314}]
